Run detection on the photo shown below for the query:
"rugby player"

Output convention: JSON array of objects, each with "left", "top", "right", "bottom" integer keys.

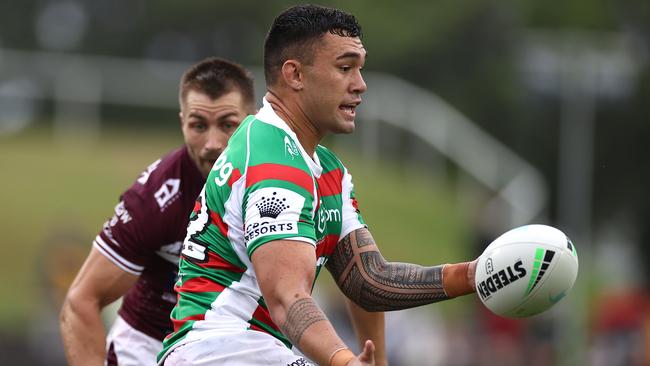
[
  {"left": 60, "top": 57, "right": 255, "bottom": 365},
  {"left": 159, "top": 5, "right": 478, "bottom": 366}
]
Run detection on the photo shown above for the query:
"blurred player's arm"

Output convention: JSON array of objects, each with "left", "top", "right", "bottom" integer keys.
[
  {"left": 60, "top": 247, "right": 138, "bottom": 366},
  {"left": 327, "top": 227, "right": 477, "bottom": 312},
  {"left": 252, "top": 240, "right": 375, "bottom": 366},
  {"left": 345, "top": 298, "right": 388, "bottom": 366}
]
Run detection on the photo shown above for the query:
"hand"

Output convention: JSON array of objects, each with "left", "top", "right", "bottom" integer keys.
[
  {"left": 346, "top": 340, "right": 375, "bottom": 366},
  {"left": 468, "top": 259, "right": 478, "bottom": 291}
]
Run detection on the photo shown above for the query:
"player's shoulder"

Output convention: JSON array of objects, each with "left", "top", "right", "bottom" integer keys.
[
  {"left": 131, "top": 146, "right": 186, "bottom": 189},
  {"left": 243, "top": 117, "right": 310, "bottom": 170},
  {"left": 123, "top": 146, "right": 200, "bottom": 213}
]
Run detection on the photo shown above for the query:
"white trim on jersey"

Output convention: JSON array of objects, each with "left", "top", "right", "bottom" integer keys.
[
  {"left": 208, "top": 270, "right": 261, "bottom": 322},
  {"left": 283, "top": 236, "right": 317, "bottom": 245},
  {"left": 339, "top": 167, "right": 367, "bottom": 241},
  {"left": 244, "top": 117, "right": 254, "bottom": 177},
  {"left": 93, "top": 236, "right": 144, "bottom": 275},
  {"left": 175, "top": 269, "right": 264, "bottom": 356},
  {"left": 224, "top": 173, "right": 250, "bottom": 269}
]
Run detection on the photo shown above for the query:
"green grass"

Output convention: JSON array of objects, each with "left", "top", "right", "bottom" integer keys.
[
  {"left": 0, "top": 127, "right": 181, "bottom": 330},
  {"left": 0, "top": 126, "right": 473, "bottom": 331}
]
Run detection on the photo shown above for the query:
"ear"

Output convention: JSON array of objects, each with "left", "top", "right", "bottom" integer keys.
[
  {"left": 179, "top": 111, "right": 184, "bottom": 128},
  {"left": 280, "top": 60, "right": 303, "bottom": 91}
]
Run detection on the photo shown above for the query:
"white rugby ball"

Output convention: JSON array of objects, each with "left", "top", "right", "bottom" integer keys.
[{"left": 475, "top": 224, "right": 578, "bottom": 318}]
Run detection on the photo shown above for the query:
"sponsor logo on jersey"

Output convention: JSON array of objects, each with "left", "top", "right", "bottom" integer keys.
[
  {"left": 182, "top": 240, "right": 208, "bottom": 261},
  {"left": 477, "top": 259, "right": 527, "bottom": 301},
  {"left": 284, "top": 136, "right": 300, "bottom": 159},
  {"left": 256, "top": 191, "right": 290, "bottom": 219},
  {"left": 103, "top": 201, "right": 133, "bottom": 241},
  {"left": 244, "top": 187, "right": 304, "bottom": 244},
  {"left": 317, "top": 203, "right": 341, "bottom": 233},
  {"left": 108, "top": 200, "right": 132, "bottom": 226},
  {"left": 155, "top": 178, "right": 181, "bottom": 211},
  {"left": 137, "top": 158, "right": 161, "bottom": 184}
]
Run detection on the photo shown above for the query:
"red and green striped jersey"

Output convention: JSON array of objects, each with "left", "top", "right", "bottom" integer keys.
[{"left": 158, "top": 99, "right": 366, "bottom": 362}]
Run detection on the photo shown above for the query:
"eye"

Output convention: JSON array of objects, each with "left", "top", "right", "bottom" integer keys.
[
  {"left": 340, "top": 65, "right": 351, "bottom": 72},
  {"left": 190, "top": 122, "right": 207, "bottom": 132},
  {"left": 222, "top": 121, "right": 239, "bottom": 132}
]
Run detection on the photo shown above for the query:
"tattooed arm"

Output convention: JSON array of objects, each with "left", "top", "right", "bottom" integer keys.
[
  {"left": 326, "top": 228, "right": 477, "bottom": 312},
  {"left": 251, "top": 239, "right": 375, "bottom": 366}
]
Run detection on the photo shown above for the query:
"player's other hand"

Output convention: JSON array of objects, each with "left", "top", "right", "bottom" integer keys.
[{"left": 347, "top": 340, "right": 375, "bottom": 366}]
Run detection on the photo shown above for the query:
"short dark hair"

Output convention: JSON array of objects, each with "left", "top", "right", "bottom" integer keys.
[
  {"left": 179, "top": 57, "right": 255, "bottom": 110},
  {"left": 264, "top": 4, "right": 362, "bottom": 85}
]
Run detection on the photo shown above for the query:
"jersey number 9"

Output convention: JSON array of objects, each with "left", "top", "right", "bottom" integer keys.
[{"left": 213, "top": 151, "right": 233, "bottom": 186}]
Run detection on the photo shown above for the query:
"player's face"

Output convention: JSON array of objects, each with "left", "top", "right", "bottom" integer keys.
[
  {"left": 180, "top": 89, "right": 249, "bottom": 177},
  {"left": 300, "top": 33, "right": 367, "bottom": 135}
]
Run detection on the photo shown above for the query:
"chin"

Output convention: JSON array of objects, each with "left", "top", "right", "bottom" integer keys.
[{"left": 331, "top": 120, "right": 356, "bottom": 134}]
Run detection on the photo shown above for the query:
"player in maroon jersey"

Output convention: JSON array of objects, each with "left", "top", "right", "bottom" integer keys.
[{"left": 59, "top": 57, "right": 256, "bottom": 366}]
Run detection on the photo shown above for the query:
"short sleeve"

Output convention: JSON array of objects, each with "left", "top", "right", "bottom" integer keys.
[
  {"left": 93, "top": 191, "right": 161, "bottom": 275},
  {"left": 243, "top": 165, "right": 317, "bottom": 258}
]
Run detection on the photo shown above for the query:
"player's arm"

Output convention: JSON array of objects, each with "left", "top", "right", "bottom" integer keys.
[
  {"left": 252, "top": 240, "right": 375, "bottom": 366},
  {"left": 327, "top": 227, "right": 477, "bottom": 312},
  {"left": 344, "top": 298, "right": 388, "bottom": 366},
  {"left": 60, "top": 247, "right": 138, "bottom": 366}
]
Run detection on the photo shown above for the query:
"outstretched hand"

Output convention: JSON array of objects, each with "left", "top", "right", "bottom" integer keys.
[{"left": 347, "top": 340, "right": 375, "bottom": 366}]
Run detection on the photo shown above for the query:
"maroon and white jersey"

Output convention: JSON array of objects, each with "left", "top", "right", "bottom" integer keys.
[{"left": 93, "top": 146, "right": 204, "bottom": 341}]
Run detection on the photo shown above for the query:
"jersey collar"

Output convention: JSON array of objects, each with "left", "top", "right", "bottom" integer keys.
[{"left": 256, "top": 98, "right": 323, "bottom": 177}]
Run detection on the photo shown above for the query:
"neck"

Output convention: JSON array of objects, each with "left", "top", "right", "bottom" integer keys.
[{"left": 265, "top": 90, "right": 321, "bottom": 156}]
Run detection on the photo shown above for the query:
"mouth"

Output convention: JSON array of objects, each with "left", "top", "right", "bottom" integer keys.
[{"left": 339, "top": 100, "right": 361, "bottom": 120}]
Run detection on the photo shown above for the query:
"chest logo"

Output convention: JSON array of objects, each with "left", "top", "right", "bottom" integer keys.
[
  {"left": 284, "top": 136, "right": 300, "bottom": 159},
  {"left": 317, "top": 203, "right": 341, "bottom": 233},
  {"left": 155, "top": 178, "right": 180, "bottom": 210}
]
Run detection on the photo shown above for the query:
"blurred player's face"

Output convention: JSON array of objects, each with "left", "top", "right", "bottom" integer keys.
[
  {"left": 300, "top": 33, "right": 367, "bottom": 135},
  {"left": 180, "top": 89, "right": 248, "bottom": 177}
]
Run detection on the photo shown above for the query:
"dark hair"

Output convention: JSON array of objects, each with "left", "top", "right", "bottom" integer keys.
[
  {"left": 179, "top": 57, "right": 255, "bottom": 110},
  {"left": 264, "top": 4, "right": 362, "bottom": 85}
]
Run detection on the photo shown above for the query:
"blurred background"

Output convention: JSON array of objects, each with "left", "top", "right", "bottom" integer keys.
[{"left": 1, "top": 0, "right": 649, "bottom": 365}]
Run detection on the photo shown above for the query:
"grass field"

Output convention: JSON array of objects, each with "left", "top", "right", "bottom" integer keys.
[{"left": 0, "top": 126, "right": 474, "bottom": 332}]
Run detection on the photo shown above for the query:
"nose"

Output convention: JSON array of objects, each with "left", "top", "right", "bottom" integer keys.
[
  {"left": 351, "top": 69, "right": 367, "bottom": 95},
  {"left": 204, "top": 127, "right": 227, "bottom": 154}
]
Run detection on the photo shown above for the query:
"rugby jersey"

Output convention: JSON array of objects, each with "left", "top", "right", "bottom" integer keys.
[{"left": 159, "top": 99, "right": 365, "bottom": 361}]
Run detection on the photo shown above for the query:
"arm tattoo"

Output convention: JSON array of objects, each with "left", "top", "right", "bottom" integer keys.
[
  {"left": 326, "top": 228, "right": 449, "bottom": 311},
  {"left": 280, "top": 298, "right": 327, "bottom": 347}
]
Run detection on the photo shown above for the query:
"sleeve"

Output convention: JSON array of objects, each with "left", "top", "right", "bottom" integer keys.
[
  {"left": 243, "top": 163, "right": 317, "bottom": 258},
  {"left": 92, "top": 190, "right": 161, "bottom": 275},
  {"left": 339, "top": 167, "right": 366, "bottom": 241}
]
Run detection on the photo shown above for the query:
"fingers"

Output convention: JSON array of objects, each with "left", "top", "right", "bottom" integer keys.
[{"left": 359, "top": 340, "right": 375, "bottom": 363}]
